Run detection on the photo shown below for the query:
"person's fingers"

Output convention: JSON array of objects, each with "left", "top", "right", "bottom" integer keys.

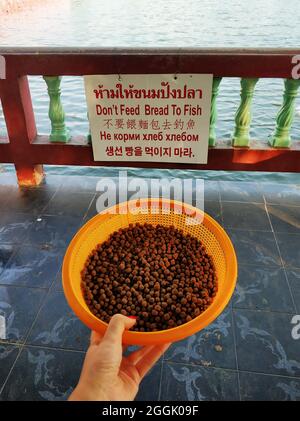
[
  {"left": 102, "top": 314, "right": 136, "bottom": 346},
  {"left": 126, "top": 345, "right": 155, "bottom": 365},
  {"left": 135, "top": 343, "right": 171, "bottom": 379},
  {"left": 90, "top": 330, "right": 103, "bottom": 346}
]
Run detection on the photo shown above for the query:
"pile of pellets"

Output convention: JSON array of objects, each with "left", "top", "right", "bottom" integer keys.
[{"left": 81, "top": 223, "right": 218, "bottom": 332}]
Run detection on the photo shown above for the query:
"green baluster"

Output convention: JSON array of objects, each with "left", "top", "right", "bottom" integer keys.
[
  {"left": 269, "top": 79, "right": 300, "bottom": 148},
  {"left": 43, "top": 76, "right": 70, "bottom": 143},
  {"left": 232, "top": 78, "right": 258, "bottom": 147},
  {"left": 209, "top": 77, "right": 222, "bottom": 147}
]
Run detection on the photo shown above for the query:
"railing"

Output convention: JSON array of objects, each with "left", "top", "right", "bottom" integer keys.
[{"left": 0, "top": 47, "right": 300, "bottom": 186}]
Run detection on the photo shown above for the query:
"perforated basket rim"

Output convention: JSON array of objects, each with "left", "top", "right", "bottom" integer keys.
[{"left": 62, "top": 198, "right": 238, "bottom": 345}]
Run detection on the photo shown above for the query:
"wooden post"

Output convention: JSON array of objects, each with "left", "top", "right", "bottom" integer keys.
[
  {"left": 232, "top": 78, "right": 258, "bottom": 147},
  {"left": 43, "top": 76, "right": 70, "bottom": 143},
  {"left": 269, "top": 78, "right": 300, "bottom": 148},
  {"left": 0, "top": 76, "right": 44, "bottom": 186},
  {"left": 209, "top": 77, "right": 222, "bottom": 147}
]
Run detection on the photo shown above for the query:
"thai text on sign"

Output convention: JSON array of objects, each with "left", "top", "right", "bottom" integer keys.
[{"left": 84, "top": 74, "right": 213, "bottom": 163}]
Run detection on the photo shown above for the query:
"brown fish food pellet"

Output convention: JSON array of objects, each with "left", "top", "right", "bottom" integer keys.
[{"left": 81, "top": 223, "right": 218, "bottom": 332}]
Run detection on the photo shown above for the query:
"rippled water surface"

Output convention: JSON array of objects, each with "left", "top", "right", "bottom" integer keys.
[{"left": 0, "top": 0, "right": 300, "bottom": 181}]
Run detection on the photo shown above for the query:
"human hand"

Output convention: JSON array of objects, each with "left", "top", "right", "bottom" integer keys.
[{"left": 69, "top": 314, "right": 170, "bottom": 401}]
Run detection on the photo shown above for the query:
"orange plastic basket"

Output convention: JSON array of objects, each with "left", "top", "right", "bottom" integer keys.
[{"left": 62, "top": 198, "right": 237, "bottom": 345}]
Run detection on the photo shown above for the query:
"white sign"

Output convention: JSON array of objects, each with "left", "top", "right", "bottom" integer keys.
[{"left": 84, "top": 74, "right": 213, "bottom": 164}]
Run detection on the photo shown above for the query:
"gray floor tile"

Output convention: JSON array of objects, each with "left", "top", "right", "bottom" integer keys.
[
  {"left": 261, "top": 183, "right": 300, "bottom": 206},
  {"left": 0, "top": 285, "right": 46, "bottom": 343},
  {"left": 26, "top": 215, "right": 82, "bottom": 248},
  {"left": 222, "top": 202, "right": 271, "bottom": 231},
  {"left": 52, "top": 270, "right": 63, "bottom": 291},
  {"left": 0, "top": 346, "right": 84, "bottom": 401},
  {"left": 0, "top": 213, "right": 34, "bottom": 244},
  {"left": 227, "top": 229, "right": 282, "bottom": 267},
  {"left": 219, "top": 181, "right": 264, "bottom": 203},
  {"left": 135, "top": 363, "right": 162, "bottom": 401},
  {"left": 84, "top": 196, "right": 98, "bottom": 220},
  {"left": 57, "top": 175, "right": 99, "bottom": 193},
  {"left": 160, "top": 363, "right": 239, "bottom": 401},
  {"left": 0, "top": 344, "right": 20, "bottom": 391},
  {"left": 43, "top": 192, "right": 95, "bottom": 218},
  {"left": 0, "top": 246, "right": 63, "bottom": 288},
  {"left": 3, "top": 188, "right": 56, "bottom": 215},
  {"left": 234, "top": 309, "right": 300, "bottom": 377},
  {"left": 204, "top": 201, "right": 223, "bottom": 224},
  {"left": 0, "top": 244, "right": 18, "bottom": 277},
  {"left": 84, "top": 193, "right": 112, "bottom": 220},
  {"left": 232, "top": 265, "right": 295, "bottom": 312},
  {"left": 27, "top": 291, "right": 90, "bottom": 351},
  {"left": 285, "top": 269, "right": 300, "bottom": 313},
  {"left": 164, "top": 306, "right": 236, "bottom": 370},
  {"left": 204, "top": 181, "right": 220, "bottom": 201},
  {"left": 36, "top": 175, "right": 64, "bottom": 191},
  {"left": 275, "top": 232, "right": 300, "bottom": 269},
  {"left": 239, "top": 371, "right": 300, "bottom": 401},
  {"left": 0, "top": 185, "right": 17, "bottom": 209},
  {"left": 1, "top": 175, "right": 300, "bottom": 402},
  {"left": 268, "top": 204, "right": 300, "bottom": 234}
]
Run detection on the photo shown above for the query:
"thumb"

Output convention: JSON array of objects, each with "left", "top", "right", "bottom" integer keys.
[
  {"left": 102, "top": 314, "right": 136, "bottom": 346},
  {"left": 90, "top": 331, "right": 103, "bottom": 346}
]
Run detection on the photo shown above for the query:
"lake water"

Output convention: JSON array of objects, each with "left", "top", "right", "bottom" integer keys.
[{"left": 0, "top": 0, "right": 300, "bottom": 182}]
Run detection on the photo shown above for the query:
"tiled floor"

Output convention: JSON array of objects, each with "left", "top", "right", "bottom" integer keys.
[{"left": 0, "top": 173, "right": 299, "bottom": 401}]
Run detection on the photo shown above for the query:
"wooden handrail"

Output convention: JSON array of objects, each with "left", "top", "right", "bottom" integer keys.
[
  {"left": 0, "top": 48, "right": 299, "bottom": 78},
  {"left": 0, "top": 48, "right": 300, "bottom": 185}
]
